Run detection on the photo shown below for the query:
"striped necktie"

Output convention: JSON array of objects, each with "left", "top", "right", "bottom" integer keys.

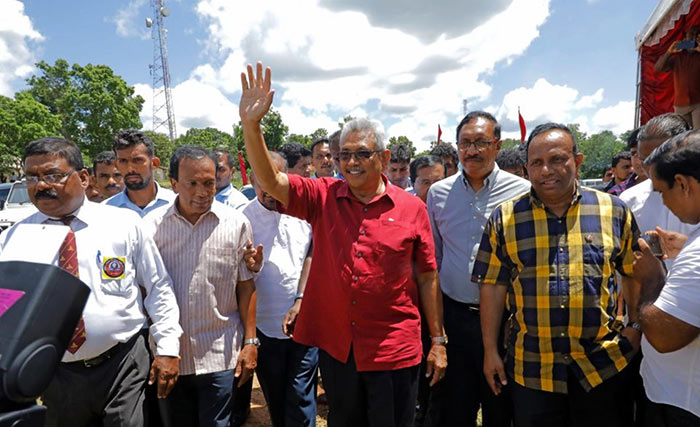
[{"left": 59, "top": 216, "right": 86, "bottom": 354}]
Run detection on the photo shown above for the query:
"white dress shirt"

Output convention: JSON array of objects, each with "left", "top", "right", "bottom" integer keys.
[
  {"left": 105, "top": 182, "right": 176, "bottom": 217},
  {"left": 0, "top": 199, "right": 182, "bottom": 362},
  {"left": 144, "top": 200, "right": 255, "bottom": 376},
  {"left": 242, "top": 199, "right": 312, "bottom": 339},
  {"left": 215, "top": 184, "right": 249, "bottom": 210},
  {"left": 640, "top": 227, "right": 700, "bottom": 418}
]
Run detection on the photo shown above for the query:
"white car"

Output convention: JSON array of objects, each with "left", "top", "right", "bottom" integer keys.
[{"left": 0, "top": 181, "right": 37, "bottom": 232}]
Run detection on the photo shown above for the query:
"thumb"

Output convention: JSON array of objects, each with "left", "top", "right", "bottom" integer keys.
[
  {"left": 425, "top": 359, "right": 434, "bottom": 378},
  {"left": 496, "top": 362, "right": 507, "bottom": 385},
  {"left": 655, "top": 226, "right": 670, "bottom": 239},
  {"left": 245, "top": 241, "right": 253, "bottom": 250},
  {"left": 255, "top": 244, "right": 264, "bottom": 260},
  {"left": 637, "top": 237, "right": 651, "bottom": 253}
]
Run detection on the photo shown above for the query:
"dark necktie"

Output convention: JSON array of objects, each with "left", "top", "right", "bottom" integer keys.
[{"left": 59, "top": 216, "right": 86, "bottom": 354}]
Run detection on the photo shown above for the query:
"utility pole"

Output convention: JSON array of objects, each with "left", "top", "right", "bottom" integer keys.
[
  {"left": 146, "top": 0, "right": 177, "bottom": 141},
  {"left": 462, "top": 99, "right": 468, "bottom": 116}
]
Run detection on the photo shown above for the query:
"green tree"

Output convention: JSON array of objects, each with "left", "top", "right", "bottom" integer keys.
[
  {"left": 286, "top": 133, "right": 311, "bottom": 147},
  {"left": 309, "top": 128, "right": 328, "bottom": 141},
  {"left": 578, "top": 130, "right": 625, "bottom": 179},
  {"left": 338, "top": 115, "right": 354, "bottom": 129},
  {"left": 261, "top": 107, "right": 288, "bottom": 151},
  {"left": 143, "top": 131, "right": 174, "bottom": 166},
  {"left": 26, "top": 59, "right": 144, "bottom": 158},
  {"left": 175, "top": 127, "right": 235, "bottom": 151},
  {"left": 387, "top": 135, "right": 416, "bottom": 158},
  {"left": 501, "top": 138, "right": 523, "bottom": 150},
  {"left": 0, "top": 92, "right": 62, "bottom": 175}
]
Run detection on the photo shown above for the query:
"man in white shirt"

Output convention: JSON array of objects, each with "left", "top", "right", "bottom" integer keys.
[
  {"left": 630, "top": 130, "right": 700, "bottom": 425},
  {"left": 144, "top": 145, "right": 258, "bottom": 427},
  {"left": 242, "top": 152, "right": 317, "bottom": 426},
  {"left": 0, "top": 137, "right": 182, "bottom": 427},
  {"left": 105, "top": 129, "right": 175, "bottom": 216},
  {"left": 214, "top": 148, "right": 249, "bottom": 209}
]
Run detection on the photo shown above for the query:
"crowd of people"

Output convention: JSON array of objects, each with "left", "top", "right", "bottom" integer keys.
[{"left": 0, "top": 60, "right": 698, "bottom": 427}]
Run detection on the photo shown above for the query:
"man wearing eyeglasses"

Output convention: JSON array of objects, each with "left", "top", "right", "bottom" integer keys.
[
  {"left": 238, "top": 62, "right": 446, "bottom": 426},
  {"left": 0, "top": 137, "right": 182, "bottom": 427},
  {"left": 426, "top": 111, "right": 530, "bottom": 427}
]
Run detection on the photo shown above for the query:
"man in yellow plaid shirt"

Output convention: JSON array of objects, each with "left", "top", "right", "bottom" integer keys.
[{"left": 472, "top": 123, "right": 642, "bottom": 427}]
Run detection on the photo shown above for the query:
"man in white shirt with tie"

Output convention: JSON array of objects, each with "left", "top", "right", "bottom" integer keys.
[{"left": 0, "top": 137, "right": 182, "bottom": 427}]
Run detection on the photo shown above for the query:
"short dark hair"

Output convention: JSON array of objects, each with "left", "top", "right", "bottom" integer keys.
[
  {"left": 430, "top": 143, "right": 459, "bottom": 166},
  {"left": 113, "top": 129, "right": 155, "bottom": 157},
  {"left": 310, "top": 137, "right": 329, "bottom": 153},
  {"left": 410, "top": 155, "right": 444, "bottom": 185},
  {"left": 455, "top": 111, "right": 501, "bottom": 142},
  {"left": 390, "top": 144, "right": 411, "bottom": 164},
  {"left": 525, "top": 123, "right": 578, "bottom": 162},
  {"left": 638, "top": 113, "right": 690, "bottom": 142},
  {"left": 279, "top": 143, "right": 311, "bottom": 168},
  {"left": 169, "top": 145, "right": 217, "bottom": 180},
  {"left": 644, "top": 130, "right": 700, "bottom": 188},
  {"left": 214, "top": 148, "right": 235, "bottom": 169},
  {"left": 626, "top": 128, "right": 641, "bottom": 149},
  {"left": 93, "top": 151, "right": 116, "bottom": 172},
  {"left": 496, "top": 147, "right": 525, "bottom": 171},
  {"left": 611, "top": 151, "right": 632, "bottom": 168},
  {"left": 23, "top": 137, "right": 84, "bottom": 170}
]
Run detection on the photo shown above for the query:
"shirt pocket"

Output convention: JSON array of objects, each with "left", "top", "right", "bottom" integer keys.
[
  {"left": 375, "top": 220, "right": 414, "bottom": 276},
  {"left": 98, "top": 256, "right": 133, "bottom": 297}
]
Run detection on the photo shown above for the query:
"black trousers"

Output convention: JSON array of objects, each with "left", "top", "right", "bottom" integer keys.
[
  {"left": 319, "top": 349, "right": 420, "bottom": 427},
  {"left": 645, "top": 401, "right": 700, "bottom": 427},
  {"left": 511, "top": 364, "right": 633, "bottom": 427},
  {"left": 42, "top": 331, "right": 150, "bottom": 427},
  {"left": 428, "top": 294, "right": 512, "bottom": 427}
]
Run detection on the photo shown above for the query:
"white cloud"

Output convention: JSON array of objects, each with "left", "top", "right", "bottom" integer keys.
[
  {"left": 184, "top": 0, "right": 552, "bottom": 152},
  {"left": 109, "top": 0, "right": 150, "bottom": 40},
  {"left": 591, "top": 100, "right": 635, "bottom": 135},
  {"left": 0, "top": 0, "right": 43, "bottom": 96}
]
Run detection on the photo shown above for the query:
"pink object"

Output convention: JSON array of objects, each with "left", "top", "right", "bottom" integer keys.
[{"left": 0, "top": 288, "right": 25, "bottom": 318}]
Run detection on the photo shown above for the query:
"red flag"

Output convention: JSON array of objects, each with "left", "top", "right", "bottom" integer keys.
[
  {"left": 237, "top": 152, "right": 248, "bottom": 186},
  {"left": 437, "top": 124, "right": 442, "bottom": 145},
  {"left": 518, "top": 108, "right": 526, "bottom": 142}
]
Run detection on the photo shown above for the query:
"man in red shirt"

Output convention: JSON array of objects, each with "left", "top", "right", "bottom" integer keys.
[{"left": 239, "top": 62, "right": 447, "bottom": 426}]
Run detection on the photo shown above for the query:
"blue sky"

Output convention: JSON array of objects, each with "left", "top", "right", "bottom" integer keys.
[{"left": 3, "top": 0, "right": 658, "bottom": 151}]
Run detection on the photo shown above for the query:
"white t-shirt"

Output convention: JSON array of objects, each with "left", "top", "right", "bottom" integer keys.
[
  {"left": 641, "top": 227, "right": 700, "bottom": 418},
  {"left": 620, "top": 180, "right": 699, "bottom": 269},
  {"left": 242, "top": 199, "right": 312, "bottom": 339}
]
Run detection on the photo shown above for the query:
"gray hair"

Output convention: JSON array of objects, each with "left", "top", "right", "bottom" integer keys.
[
  {"left": 340, "top": 118, "right": 386, "bottom": 151},
  {"left": 638, "top": 113, "right": 690, "bottom": 142}
]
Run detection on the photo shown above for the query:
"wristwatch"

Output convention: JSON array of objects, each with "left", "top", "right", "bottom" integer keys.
[
  {"left": 244, "top": 337, "right": 261, "bottom": 347},
  {"left": 626, "top": 322, "right": 642, "bottom": 333},
  {"left": 431, "top": 335, "right": 448, "bottom": 345}
]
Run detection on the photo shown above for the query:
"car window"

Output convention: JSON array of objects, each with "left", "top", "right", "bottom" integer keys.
[
  {"left": 0, "top": 187, "right": 9, "bottom": 202},
  {"left": 7, "top": 182, "right": 30, "bottom": 204}
]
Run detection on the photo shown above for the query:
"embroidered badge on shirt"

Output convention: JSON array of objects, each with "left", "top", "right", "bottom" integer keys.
[{"left": 102, "top": 257, "right": 126, "bottom": 280}]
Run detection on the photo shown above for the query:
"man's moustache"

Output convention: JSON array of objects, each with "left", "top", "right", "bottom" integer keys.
[{"left": 34, "top": 190, "right": 59, "bottom": 200}]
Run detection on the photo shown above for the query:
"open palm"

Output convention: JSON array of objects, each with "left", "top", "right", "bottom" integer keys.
[{"left": 239, "top": 62, "right": 275, "bottom": 123}]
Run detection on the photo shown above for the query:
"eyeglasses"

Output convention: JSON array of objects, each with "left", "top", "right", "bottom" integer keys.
[
  {"left": 25, "top": 170, "right": 77, "bottom": 186},
  {"left": 456, "top": 139, "right": 496, "bottom": 152},
  {"left": 338, "top": 150, "right": 382, "bottom": 162}
]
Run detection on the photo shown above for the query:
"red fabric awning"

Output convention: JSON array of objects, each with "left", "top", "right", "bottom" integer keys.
[{"left": 639, "top": 0, "right": 700, "bottom": 125}]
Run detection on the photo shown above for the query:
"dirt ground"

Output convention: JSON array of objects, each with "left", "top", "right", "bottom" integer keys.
[{"left": 243, "top": 374, "right": 328, "bottom": 427}]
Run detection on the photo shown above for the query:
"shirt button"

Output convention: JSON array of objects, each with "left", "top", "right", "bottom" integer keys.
[
  {"left": 360, "top": 229, "right": 366, "bottom": 235},
  {"left": 560, "top": 304, "right": 566, "bottom": 309},
  {"left": 351, "top": 321, "right": 356, "bottom": 326},
  {"left": 357, "top": 252, "right": 363, "bottom": 258},
  {"left": 471, "top": 236, "right": 475, "bottom": 240},
  {"left": 559, "top": 248, "right": 564, "bottom": 253},
  {"left": 363, "top": 207, "right": 368, "bottom": 213},
  {"left": 560, "top": 332, "right": 566, "bottom": 337},
  {"left": 352, "top": 300, "right": 357, "bottom": 305},
  {"left": 470, "top": 256, "right": 475, "bottom": 261},
  {"left": 353, "top": 276, "right": 359, "bottom": 281}
]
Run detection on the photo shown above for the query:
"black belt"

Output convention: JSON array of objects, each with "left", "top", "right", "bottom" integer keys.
[
  {"left": 444, "top": 294, "right": 480, "bottom": 312},
  {"left": 63, "top": 331, "right": 142, "bottom": 368}
]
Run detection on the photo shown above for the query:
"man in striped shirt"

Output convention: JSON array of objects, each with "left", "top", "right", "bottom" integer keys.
[
  {"left": 144, "top": 146, "right": 258, "bottom": 427},
  {"left": 473, "top": 123, "right": 642, "bottom": 427}
]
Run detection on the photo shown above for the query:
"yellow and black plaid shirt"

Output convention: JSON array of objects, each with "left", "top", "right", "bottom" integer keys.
[{"left": 472, "top": 186, "right": 639, "bottom": 393}]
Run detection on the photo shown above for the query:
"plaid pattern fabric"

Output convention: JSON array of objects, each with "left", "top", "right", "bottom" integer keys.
[
  {"left": 607, "top": 173, "right": 639, "bottom": 196},
  {"left": 472, "top": 186, "right": 640, "bottom": 393}
]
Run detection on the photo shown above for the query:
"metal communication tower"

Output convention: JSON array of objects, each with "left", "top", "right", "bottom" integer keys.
[{"left": 146, "top": 0, "right": 177, "bottom": 140}]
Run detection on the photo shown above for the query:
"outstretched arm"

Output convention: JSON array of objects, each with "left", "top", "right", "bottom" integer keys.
[{"left": 239, "top": 62, "right": 290, "bottom": 205}]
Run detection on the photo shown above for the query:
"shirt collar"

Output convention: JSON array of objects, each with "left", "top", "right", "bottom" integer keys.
[
  {"left": 335, "top": 174, "right": 396, "bottom": 206},
  {"left": 39, "top": 197, "right": 92, "bottom": 226},
  {"left": 460, "top": 163, "right": 501, "bottom": 192},
  {"left": 216, "top": 183, "right": 233, "bottom": 196},
  {"left": 163, "top": 197, "right": 223, "bottom": 225},
  {"left": 529, "top": 183, "right": 583, "bottom": 210},
  {"left": 115, "top": 181, "right": 169, "bottom": 206}
]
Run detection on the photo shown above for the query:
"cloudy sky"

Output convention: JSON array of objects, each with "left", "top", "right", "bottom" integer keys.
[{"left": 3, "top": 0, "right": 657, "bottom": 151}]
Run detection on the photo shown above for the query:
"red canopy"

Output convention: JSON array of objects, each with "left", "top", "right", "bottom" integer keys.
[{"left": 636, "top": 0, "right": 700, "bottom": 125}]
